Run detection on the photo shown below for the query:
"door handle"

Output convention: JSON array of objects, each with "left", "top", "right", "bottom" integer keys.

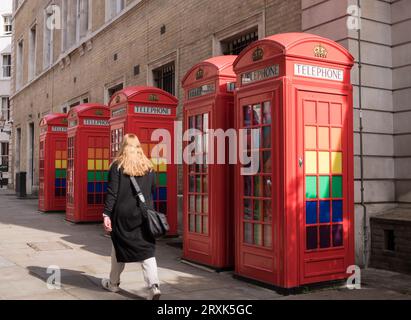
[{"left": 299, "top": 157, "right": 304, "bottom": 168}]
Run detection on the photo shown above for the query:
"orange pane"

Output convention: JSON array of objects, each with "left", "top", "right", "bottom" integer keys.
[
  {"left": 95, "top": 148, "right": 103, "bottom": 159},
  {"left": 330, "top": 103, "right": 342, "bottom": 125},
  {"left": 331, "top": 128, "right": 342, "bottom": 150},
  {"left": 318, "top": 127, "right": 330, "bottom": 150},
  {"left": 141, "top": 144, "right": 149, "bottom": 156},
  {"left": 62, "top": 151, "right": 67, "bottom": 159},
  {"left": 103, "top": 148, "right": 109, "bottom": 159},
  {"left": 88, "top": 148, "right": 95, "bottom": 158},
  {"left": 56, "top": 151, "right": 62, "bottom": 159},
  {"left": 317, "top": 102, "right": 329, "bottom": 125},
  {"left": 305, "top": 126, "right": 317, "bottom": 149},
  {"left": 304, "top": 101, "right": 316, "bottom": 124}
]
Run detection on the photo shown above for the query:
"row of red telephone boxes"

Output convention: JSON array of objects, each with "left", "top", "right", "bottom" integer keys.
[{"left": 39, "top": 33, "right": 355, "bottom": 290}]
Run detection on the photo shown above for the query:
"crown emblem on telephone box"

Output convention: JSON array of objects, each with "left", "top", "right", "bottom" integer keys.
[
  {"left": 314, "top": 44, "right": 328, "bottom": 58},
  {"left": 252, "top": 47, "right": 264, "bottom": 61}
]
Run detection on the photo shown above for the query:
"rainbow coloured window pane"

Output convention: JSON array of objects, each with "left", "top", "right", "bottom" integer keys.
[
  {"left": 304, "top": 100, "right": 344, "bottom": 251},
  {"left": 55, "top": 150, "right": 67, "bottom": 197},
  {"left": 87, "top": 147, "right": 110, "bottom": 205}
]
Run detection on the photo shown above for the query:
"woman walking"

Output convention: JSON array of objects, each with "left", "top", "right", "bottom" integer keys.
[{"left": 101, "top": 134, "right": 161, "bottom": 300}]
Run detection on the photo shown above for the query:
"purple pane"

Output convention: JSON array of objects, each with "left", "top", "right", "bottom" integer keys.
[
  {"left": 320, "top": 225, "right": 331, "bottom": 248},
  {"left": 320, "top": 201, "right": 331, "bottom": 223},
  {"left": 333, "top": 224, "right": 344, "bottom": 247},
  {"left": 306, "top": 226, "right": 318, "bottom": 250},
  {"left": 306, "top": 201, "right": 317, "bottom": 225}
]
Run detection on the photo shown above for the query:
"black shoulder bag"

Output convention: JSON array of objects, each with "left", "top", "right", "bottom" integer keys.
[{"left": 130, "top": 176, "right": 170, "bottom": 238}]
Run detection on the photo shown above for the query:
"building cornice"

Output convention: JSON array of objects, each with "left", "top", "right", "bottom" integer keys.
[{"left": 11, "top": 0, "right": 144, "bottom": 100}]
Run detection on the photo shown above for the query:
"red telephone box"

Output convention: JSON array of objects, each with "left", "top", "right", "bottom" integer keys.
[
  {"left": 181, "top": 56, "right": 237, "bottom": 269},
  {"left": 38, "top": 114, "right": 68, "bottom": 212},
  {"left": 233, "top": 33, "right": 355, "bottom": 289},
  {"left": 108, "top": 86, "right": 178, "bottom": 236},
  {"left": 66, "top": 104, "right": 110, "bottom": 223}
]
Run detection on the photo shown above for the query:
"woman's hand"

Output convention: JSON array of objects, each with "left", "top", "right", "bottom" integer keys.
[{"left": 104, "top": 216, "right": 112, "bottom": 232}]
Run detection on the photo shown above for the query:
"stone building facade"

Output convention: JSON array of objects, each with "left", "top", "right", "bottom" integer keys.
[{"left": 10, "top": 0, "right": 411, "bottom": 266}]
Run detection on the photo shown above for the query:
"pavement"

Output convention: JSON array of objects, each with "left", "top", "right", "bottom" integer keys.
[{"left": 0, "top": 188, "right": 410, "bottom": 300}]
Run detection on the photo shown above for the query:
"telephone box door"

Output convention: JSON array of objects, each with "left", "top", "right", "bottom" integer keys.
[
  {"left": 236, "top": 89, "right": 280, "bottom": 284},
  {"left": 299, "top": 90, "right": 352, "bottom": 284}
]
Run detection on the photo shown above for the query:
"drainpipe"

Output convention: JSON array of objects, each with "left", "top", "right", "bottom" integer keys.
[{"left": 357, "top": 0, "right": 368, "bottom": 267}]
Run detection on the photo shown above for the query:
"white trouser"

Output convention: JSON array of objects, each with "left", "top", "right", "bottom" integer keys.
[{"left": 110, "top": 245, "right": 160, "bottom": 288}]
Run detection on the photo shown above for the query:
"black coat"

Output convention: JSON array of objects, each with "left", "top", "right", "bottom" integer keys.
[{"left": 104, "top": 162, "right": 156, "bottom": 263}]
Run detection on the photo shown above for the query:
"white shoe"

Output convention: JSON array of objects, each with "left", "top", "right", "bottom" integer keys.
[
  {"left": 148, "top": 284, "right": 161, "bottom": 300},
  {"left": 101, "top": 279, "right": 120, "bottom": 293}
]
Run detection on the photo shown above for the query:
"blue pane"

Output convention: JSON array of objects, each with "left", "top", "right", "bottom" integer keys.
[
  {"left": 87, "top": 183, "right": 94, "bottom": 193},
  {"left": 306, "top": 226, "right": 318, "bottom": 250},
  {"left": 61, "top": 179, "right": 67, "bottom": 187},
  {"left": 320, "top": 201, "right": 331, "bottom": 223},
  {"left": 55, "top": 179, "right": 61, "bottom": 188},
  {"left": 320, "top": 225, "right": 331, "bottom": 248},
  {"left": 159, "top": 187, "right": 167, "bottom": 201},
  {"left": 96, "top": 183, "right": 103, "bottom": 193},
  {"left": 306, "top": 202, "right": 317, "bottom": 225},
  {"left": 152, "top": 190, "right": 158, "bottom": 201},
  {"left": 332, "top": 200, "right": 343, "bottom": 222},
  {"left": 103, "top": 182, "right": 108, "bottom": 193}
]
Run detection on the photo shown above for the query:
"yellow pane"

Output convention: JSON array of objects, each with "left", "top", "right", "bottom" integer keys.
[
  {"left": 88, "top": 160, "right": 95, "bottom": 170},
  {"left": 318, "top": 152, "right": 330, "bottom": 174},
  {"left": 55, "top": 160, "right": 62, "bottom": 169},
  {"left": 96, "top": 160, "right": 103, "bottom": 170},
  {"left": 305, "top": 151, "right": 317, "bottom": 174},
  {"left": 103, "top": 160, "right": 109, "bottom": 170},
  {"left": 332, "top": 152, "right": 343, "bottom": 174},
  {"left": 305, "top": 126, "right": 317, "bottom": 149},
  {"left": 62, "top": 160, "right": 67, "bottom": 169},
  {"left": 151, "top": 158, "right": 159, "bottom": 171},
  {"left": 158, "top": 159, "right": 167, "bottom": 172},
  {"left": 56, "top": 151, "right": 62, "bottom": 159}
]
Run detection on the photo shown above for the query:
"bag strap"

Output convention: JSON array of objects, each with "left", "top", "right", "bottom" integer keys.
[{"left": 130, "top": 176, "right": 146, "bottom": 204}]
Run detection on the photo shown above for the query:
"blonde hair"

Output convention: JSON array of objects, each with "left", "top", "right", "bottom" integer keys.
[{"left": 113, "top": 134, "right": 153, "bottom": 177}]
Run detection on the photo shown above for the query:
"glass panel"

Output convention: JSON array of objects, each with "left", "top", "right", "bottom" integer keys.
[
  {"left": 253, "top": 200, "right": 262, "bottom": 221},
  {"left": 203, "top": 216, "right": 209, "bottom": 235},
  {"left": 203, "top": 176, "right": 208, "bottom": 193},
  {"left": 320, "top": 201, "right": 331, "bottom": 223},
  {"left": 305, "top": 151, "right": 317, "bottom": 174},
  {"left": 196, "top": 215, "right": 202, "bottom": 233},
  {"left": 331, "top": 152, "right": 343, "bottom": 174},
  {"left": 318, "top": 152, "right": 330, "bottom": 174},
  {"left": 263, "top": 151, "right": 272, "bottom": 173},
  {"left": 332, "top": 200, "right": 343, "bottom": 223},
  {"left": 319, "top": 176, "right": 330, "bottom": 198},
  {"left": 253, "top": 176, "right": 261, "bottom": 197},
  {"left": 244, "top": 199, "right": 252, "bottom": 220},
  {"left": 203, "top": 196, "right": 208, "bottom": 215},
  {"left": 306, "top": 176, "right": 317, "bottom": 199},
  {"left": 305, "top": 126, "right": 317, "bottom": 149},
  {"left": 332, "top": 224, "right": 344, "bottom": 247},
  {"left": 263, "top": 200, "right": 272, "bottom": 222},
  {"left": 318, "top": 127, "right": 330, "bottom": 150},
  {"left": 263, "top": 176, "right": 272, "bottom": 197},
  {"left": 189, "top": 214, "right": 195, "bottom": 232},
  {"left": 320, "top": 225, "right": 331, "bottom": 248},
  {"left": 203, "top": 114, "right": 209, "bottom": 131},
  {"left": 332, "top": 176, "right": 343, "bottom": 198},
  {"left": 244, "top": 223, "right": 253, "bottom": 244},
  {"left": 263, "top": 102, "right": 271, "bottom": 125},
  {"left": 244, "top": 176, "right": 252, "bottom": 196},
  {"left": 253, "top": 104, "right": 262, "bottom": 125},
  {"left": 306, "top": 226, "right": 318, "bottom": 250},
  {"left": 254, "top": 224, "right": 262, "bottom": 246},
  {"left": 196, "top": 115, "right": 203, "bottom": 131},
  {"left": 264, "top": 225, "right": 272, "bottom": 248},
  {"left": 196, "top": 196, "right": 202, "bottom": 213},
  {"left": 243, "top": 105, "right": 252, "bottom": 127},
  {"left": 189, "top": 195, "right": 195, "bottom": 212},
  {"left": 262, "top": 127, "right": 271, "bottom": 149},
  {"left": 196, "top": 175, "right": 201, "bottom": 192},
  {"left": 306, "top": 201, "right": 317, "bottom": 225}
]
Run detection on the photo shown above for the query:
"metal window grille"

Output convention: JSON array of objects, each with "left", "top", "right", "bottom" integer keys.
[
  {"left": 223, "top": 30, "right": 258, "bottom": 56},
  {"left": 153, "top": 63, "right": 175, "bottom": 96}
]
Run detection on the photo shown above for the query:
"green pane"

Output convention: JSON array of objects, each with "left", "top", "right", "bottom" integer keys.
[
  {"left": 158, "top": 173, "right": 167, "bottom": 186},
  {"left": 96, "top": 171, "right": 103, "bottom": 182},
  {"left": 103, "top": 172, "right": 109, "bottom": 182},
  {"left": 55, "top": 170, "right": 61, "bottom": 178},
  {"left": 87, "top": 171, "right": 95, "bottom": 182},
  {"left": 306, "top": 176, "right": 317, "bottom": 199},
  {"left": 332, "top": 176, "right": 343, "bottom": 198},
  {"left": 61, "top": 170, "right": 67, "bottom": 178},
  {"left": 319, "top": 176, "right": 330, "bottom": 198}
]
